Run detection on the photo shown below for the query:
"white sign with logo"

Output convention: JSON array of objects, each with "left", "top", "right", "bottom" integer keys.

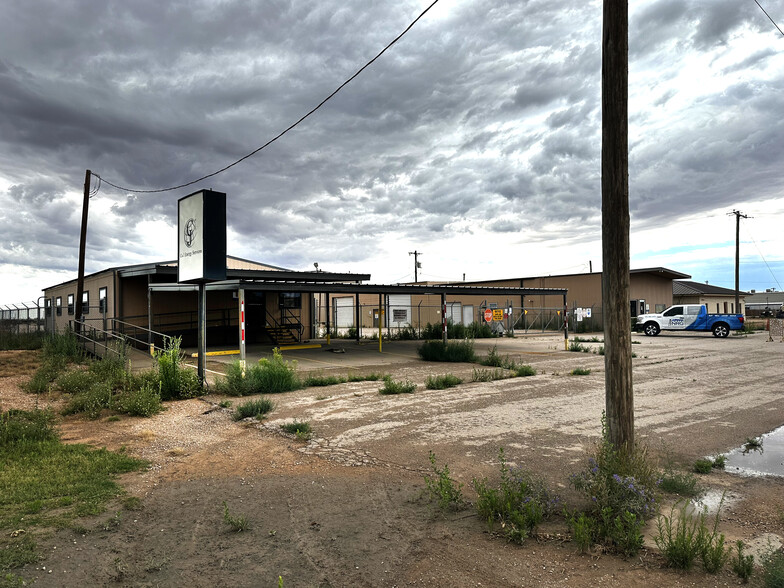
[{"left": 178, "top": 190, "right": 227, "bottom": 283}]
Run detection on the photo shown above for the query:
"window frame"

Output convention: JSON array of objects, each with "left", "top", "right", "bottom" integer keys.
[{"left": 67, "top": 294, "right": 74, "bottom": 316}]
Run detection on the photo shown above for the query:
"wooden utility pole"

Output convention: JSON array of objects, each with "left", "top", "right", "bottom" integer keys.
[
  {"left": 408, "top": 250, "right": 422, "bottom": 282},
  {"left": 74, "top": 169, "right": 91, "bottom": 333},
  {"left": 730, "top": 210, "right": 748, "bottom": 313},
  {"left": 602, "top": 0, "right": 634, "bottom": 449}
]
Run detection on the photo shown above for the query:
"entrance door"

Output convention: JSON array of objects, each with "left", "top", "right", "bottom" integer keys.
[{"left": 244, "top": 291, "right": 266, "bottom": 343}]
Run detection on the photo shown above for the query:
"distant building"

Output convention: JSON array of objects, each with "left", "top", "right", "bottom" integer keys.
[
  {"left": 672, "top": 281, "right": 747, "bottom": 315},
  {"left": 744, "top": 290, "right": 784, "bottom": 317}
]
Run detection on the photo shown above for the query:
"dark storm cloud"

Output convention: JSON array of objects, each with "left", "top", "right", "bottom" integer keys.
[{"left": 0, "top": 0, "right": 782, "bottom": 292}]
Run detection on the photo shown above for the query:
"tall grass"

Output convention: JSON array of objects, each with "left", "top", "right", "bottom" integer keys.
[
  {"left": 417, "top": 340, "right": 476, "bottom": 362},
  {"left": 0, "top": 330, "right": 47, "bottom": 351}
]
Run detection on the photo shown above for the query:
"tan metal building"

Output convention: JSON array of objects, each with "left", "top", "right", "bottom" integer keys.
[{"left": 672, "top": 281, "right": 747, "bottom": 315}]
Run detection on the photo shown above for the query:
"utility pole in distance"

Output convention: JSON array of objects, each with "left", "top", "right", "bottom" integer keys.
[
  {"left": 729, "top": 210, "right": 749, "bottom": 313},
  {"left": 408, "top": 250, "right": 422, "bottom": 282},
  {"left": 602, "top": 0, "right": 634, "bottom": 450},
  {"left": 74, "top": 169, "right": 91, "bottom": 334}
]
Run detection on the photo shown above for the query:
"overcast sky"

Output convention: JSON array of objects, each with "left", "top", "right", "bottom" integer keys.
[{"left": 1, "top": 0, "right": 783, "bottom": 306}]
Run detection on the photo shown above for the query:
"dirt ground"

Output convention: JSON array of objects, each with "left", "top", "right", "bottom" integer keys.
[{"left": 2, "top": 331, "right": 784, "bottom": 587}]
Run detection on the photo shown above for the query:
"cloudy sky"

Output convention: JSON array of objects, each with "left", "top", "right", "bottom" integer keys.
[{"left": 1, "top": 0, "right": 783, "bottom": 306}]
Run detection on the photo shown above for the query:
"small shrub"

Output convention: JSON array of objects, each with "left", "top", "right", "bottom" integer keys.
[
  {"left": 248, "top": 348, "right": 301, "bottom": 394},
  {"left": 347, "top": 372, "right": 384, "bottom": 382},
  {"left": 711, "top": 454, "right": 727, "bottom": 469},
  {"left": 479, "top": 346, "right": 515, "bottom": 369},
  {"left": 222, "top": 501, "right": 249, "bottom": 532},
  {"left": 233, "top": 398, "right": 274, "bottom": 421},
  {"left": 213, "top": 361, "right": 250, "bottom": 396},
  {"left": 693, "top": 459, "right": 713, "bottom": 474},
  {"left": 570, "top": 368, "right": 591, "bottom": 376},
  {"left": 569, "top": 341, "right": 588, "bottom": 352},
  {"left": 654, "top": 503, "right": 703, "bottom": 569},
  {"left": 471, "top": 368, "right": 508, "bottom": 382},
  {"left": 56, "top": 369, "right": 98, "bottom": 395},
  {"left": 731, "top": 540, "right": 754, "bottom": 583},
  {"left": 1, "top": 408, "right": 58, "bottom": 445},
  {"left": 472, "top": 448, "right": 559, "bottom": 545},
  {"left": 760, "top": 543, "right": 784, "bottom": 588},
  {"left": 156, "top": 337, "right": 203, "bottom": 400},
  {"left": 117, "top": 383, "right": 163, "bottom": 417},
  {"left": 303, "top": 375, "right": 346, "bottom": 387},
  {"left": 24, "top": 356, "right": 67, "bottom": 394},
  {"left": 425, "top": 374, "right": 463, "bottom": 390},
  {"left": 566, "top": 510, "right": 596, "bottom": 552},
  {"left": 514, "top": 365, "right": 536, "bottom": 377},
  {"left": 379, "top": 376, "right": 416, "bottom": 395},
  {"left": 63, "top": 382, "right": 113, "bottom": 419},
  {"left": 280, "top": 420, "right": 311, "bottom": 440},
  {"left": 41, "top": 330, "right": 84, "bottom": 363},
  {"left": 744, "top": 437, "right": 763, "bottom": 453},
  {"left": 417, "top": 340, "right": 476, "bottom": 363},
  {"left": 424, "top": 451, "right": 464, "bottom": 512},
  {"left": 659, "top": 470, "right": 701, "bottom": 497}
]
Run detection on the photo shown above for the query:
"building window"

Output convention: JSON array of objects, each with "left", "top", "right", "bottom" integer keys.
[
  {"left": 279, "top": 292, "right": 301, "bottom": 309},
  {"left": 99, "top": 287, "right": 107, "bottom": 313},
  {"left": 45, "top": 299, "right": 52, "bottom": 317},
  {"left": 56, "top": 297, "right": 62, "bottom": 316},
  {"left": 82, "top": 291, "right": 89, "bottom": 315},
  {"left": 67, "top": 294, "right": 74, "bottom": 316}
]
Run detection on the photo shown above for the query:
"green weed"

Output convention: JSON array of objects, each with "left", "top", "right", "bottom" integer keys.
[
  {"left": 570, "top": 368, "right": 591, "bottom": 376},
  {"left": 513, "top": 364, "right": 536, "bottom": 377},
  {"left": 731, "top": 540, "right": 754, "bottom": 583},
  {"left": 472, "top": 448, "right": 559, "bottom": 545},
  {"left": 653, "top": 503, "right": 704, "bottom": 570},
  {"left": 233, "top": 398, "right": 275, "bottom": 420},
  {"left": 379, "top": 376, "right": 416, "bottom": 395},
  {"left": 471, "top": 368, "right": 508, "bottom": 382},
  {"left": 280, "top": 420, "right": 312, "bottom": 441},
  {"left": 423, "top": 451, "right": 465, "bottom": 512},
  {"left": 693, "top": 459, "right": 713, "bottom": 474},
  {"left": 417, "top": 340, "right": 477, "bottom": 363},
  {"left": 424, "top": 374, "right": 463, "bottom": 390},
  {"left": 116, "top": 383, "right": 163, "bottom": 417},
  {"left": 711, "top": 454, "right": 727, "bottom": 469},
  {"left": 760, "top": 542, "right": 784, "bottom": 588},
  {"left": 303, "top": 375, "right": 346, "bottom": 387},
  {"left": 222, "top": 501, "right": 249, "bottom": 532}
]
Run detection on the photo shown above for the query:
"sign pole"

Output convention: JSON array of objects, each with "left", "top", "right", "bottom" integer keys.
[
  {"left": 441, "top": 294, "right": 447, "bottom": 344},
  {"left": 378, "top": 294, "right": 383, "bottom": 353},
  {"left": 198, "top": 283, "right": 206, "bottom": 385}
]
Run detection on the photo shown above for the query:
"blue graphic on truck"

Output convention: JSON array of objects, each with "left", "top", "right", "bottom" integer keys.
[{"left": 635, "top": 304, "right": 744, "bottom": 338}]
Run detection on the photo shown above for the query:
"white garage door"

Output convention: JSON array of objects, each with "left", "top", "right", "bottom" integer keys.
[
  {"left": 388, "top": 295, "right": 411, "bottom": 326},
  {"left": 334, "top": 297, "right": 354, "bottom": 327}
]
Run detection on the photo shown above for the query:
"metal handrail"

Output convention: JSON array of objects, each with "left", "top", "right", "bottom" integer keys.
[
  {"left": 69, "top": 320, "right": 128, "bottom": 361},
  {"left": 109, "top": 318, "right": 173, "bottom": 354}
]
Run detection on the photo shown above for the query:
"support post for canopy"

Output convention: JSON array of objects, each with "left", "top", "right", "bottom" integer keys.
[
  {"left": 378, "top": 293, "right": 383, "bottom": 353},
  {"left": 563, "top": 293, "right": 569, "bottom": 350},
  {"left": 239, "top": 288, "right": 246, "bottom": 376},
  {"left": 441, "top": 293, "right": 447, "bottom": 345},
  {"left": 326, "top": 293, "right": 331, "bottom": 344},
  {"left": 355, "top": 293, "right": 360, "bottom": 343}
]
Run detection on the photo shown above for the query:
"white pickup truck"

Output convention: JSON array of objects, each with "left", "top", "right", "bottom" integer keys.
[{"left": 635, "top": 304, "right": 744, "bottom": 338}]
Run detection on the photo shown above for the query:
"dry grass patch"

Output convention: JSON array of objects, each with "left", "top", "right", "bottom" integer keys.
[{"left": 0, "top": 351, "right": 41, "bottom": 378}]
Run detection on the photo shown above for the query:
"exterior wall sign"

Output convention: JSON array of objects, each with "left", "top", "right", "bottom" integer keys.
[
  {"left": 177, "top": 190, "right": 227, "bottom": 283},
  {"left": 492, "top": 308, "right": 504, "bottom": 321}
]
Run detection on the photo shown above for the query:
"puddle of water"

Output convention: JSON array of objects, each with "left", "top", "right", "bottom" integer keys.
[
  {"left": 725, "top": 424, "right": 784, "bottom": 477},
  {"left": 688, "top": 488, "right": 739, "bottom": 515}
]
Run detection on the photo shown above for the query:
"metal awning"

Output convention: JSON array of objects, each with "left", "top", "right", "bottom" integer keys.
[{"left": 148, "top": 279, "right": 567, "bottom": 297}]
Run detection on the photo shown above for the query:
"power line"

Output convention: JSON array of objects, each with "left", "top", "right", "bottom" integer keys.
[
  {"left": 95, "top": 0, "right": 441, "bottom": 195},
  {"left": 754, "top": 0, "right": 784, "bottom": 37},
  {"left": 742, "top": 222, "right": 784, "bottom": 291}
]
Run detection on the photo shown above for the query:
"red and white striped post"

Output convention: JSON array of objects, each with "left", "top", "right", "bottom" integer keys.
[{"left": 239, "top": 289, "right": 246, "bottom": 376}]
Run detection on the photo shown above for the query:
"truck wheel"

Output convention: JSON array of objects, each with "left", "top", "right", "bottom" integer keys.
[
  {"left": 643, "top": 322, "right": 660, "bottom": 336},
  {"left": 712, "top": 323, "right": 729, "bottom": 338}
]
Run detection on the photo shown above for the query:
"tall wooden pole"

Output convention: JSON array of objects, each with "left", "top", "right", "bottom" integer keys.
[
  {"left": 74, "top": 169, "right": 91, "bottom": 333},
  {"left": 602, "top": 0, "right": 634, "bottom": 449}
]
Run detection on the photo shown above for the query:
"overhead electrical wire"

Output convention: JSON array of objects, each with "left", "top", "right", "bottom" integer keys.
[
  {"left": 94, "top": 0, "right": 441, "bottom": 195},
  {"left": 742, "top": 223, "right": 784, "bottom": 291},
  {"left": 754, "top": 0, "right": 784, "bottom": 37}
]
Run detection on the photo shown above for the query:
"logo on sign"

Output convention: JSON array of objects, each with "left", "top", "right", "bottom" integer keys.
[{"left": 184, "top": 218, "right": 196, "bottom": 248}]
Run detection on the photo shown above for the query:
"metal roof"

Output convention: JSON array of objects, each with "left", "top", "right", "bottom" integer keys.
[
  {"left": 148, "top": 279, "right": 568, "bottom": 297},
  {"left": 673, "top": 280, "right": 747, "bottom": 297}
]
